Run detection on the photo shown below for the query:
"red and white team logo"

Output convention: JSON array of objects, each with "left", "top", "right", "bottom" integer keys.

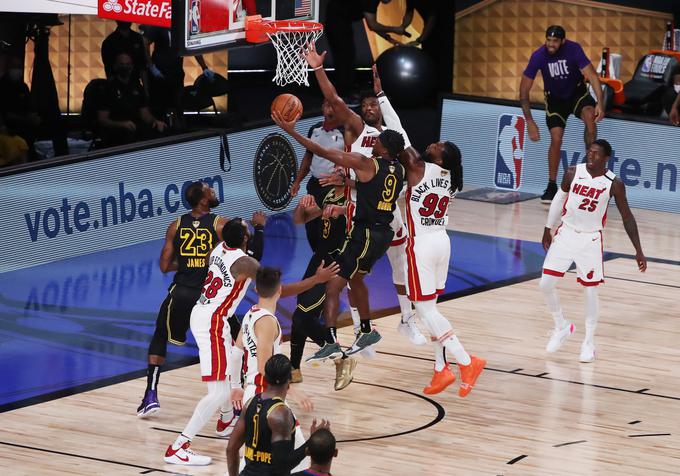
[
  {"left": 102, "top": 0, "right": 123, "bottom": 12},
  {"left": 494, "top": 114, "right": 526, "bottom": 190}
]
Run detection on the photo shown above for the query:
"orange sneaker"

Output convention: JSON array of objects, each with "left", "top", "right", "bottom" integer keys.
[
  {"left": 458, "top": 355, "right": 486, "bottom": 397},
  {"left": 423, "top": 364, "right": 456, "bottom": 395}
]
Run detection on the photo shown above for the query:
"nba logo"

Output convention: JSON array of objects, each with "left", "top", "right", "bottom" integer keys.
[
  {"left": 190, "top": 0, "right": 201, "bottom": 34},
  {"left": 494, "top": 114, "right": 526, "bottom": 190}
]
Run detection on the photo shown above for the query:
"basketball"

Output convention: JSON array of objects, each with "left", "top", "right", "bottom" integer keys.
[{"left": 271, "top": 94, "right": 303, "bottom": 122}]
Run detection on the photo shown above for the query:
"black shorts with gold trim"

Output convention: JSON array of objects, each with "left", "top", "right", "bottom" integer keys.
[
  {"left": 336, "top": 223, "right": 393, "bottom": 280},
  {"left": 544, "top": 82, "right": 596, "bottom": 129},
  {"left": 156, "top": 284, "right": 201, "bottom": 345}
]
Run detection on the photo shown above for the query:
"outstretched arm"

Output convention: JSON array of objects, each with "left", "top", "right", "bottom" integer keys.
[
  {"left": 272, "top": 111, "right": 371, "bottom": 173},
  {"left": 303, "top": 43, "right": 364, "bottom": 136},
  {"left": 373, "top": 65, "right": 423, "bottom": 185},
  {"left": 611, "top": 179, "right": 647, "bottom": 272}
]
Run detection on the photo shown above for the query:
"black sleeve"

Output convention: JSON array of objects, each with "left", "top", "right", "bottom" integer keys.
[
  {"left": 271, "top": 440, "right": 308, "bottom": 476},
  {"left": 246, "top": 225, "right": 265, "bottom": 261}
]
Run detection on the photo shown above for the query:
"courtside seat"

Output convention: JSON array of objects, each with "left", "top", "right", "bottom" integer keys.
[{"left": 620, "top": 51, "right": 679, "bottom": 116}]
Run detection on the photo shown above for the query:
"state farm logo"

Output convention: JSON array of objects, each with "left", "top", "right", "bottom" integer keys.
[
  {"left": 102, "top": 0, "right": 123, "bottom": 13},
  {"left": 98, "top": 0, "right": 172, "bottom": 27}
]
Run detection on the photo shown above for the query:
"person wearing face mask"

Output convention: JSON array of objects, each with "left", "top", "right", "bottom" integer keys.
[
  {"left": 665, "top": 66, "right": 680, "bottom": 124},
  {"left": 101, "top": 21, "right": 149, "bottom": 93},
  {"left": 0, "top": 48, "right": 41, "bottom": 160},
  {"left": 95, "top": 52, "right": 167, "bottom": 147}
]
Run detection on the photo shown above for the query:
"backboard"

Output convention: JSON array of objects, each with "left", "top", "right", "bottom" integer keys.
[{"left": 173, "top": 0, "right": 319, "bottom": 55}]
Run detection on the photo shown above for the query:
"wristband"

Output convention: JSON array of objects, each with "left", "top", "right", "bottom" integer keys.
[{"left": 376, "top": 91, "right": 386, "bottom": 98}]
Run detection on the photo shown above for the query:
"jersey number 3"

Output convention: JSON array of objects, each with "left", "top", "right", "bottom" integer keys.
[{"left": 419, "top": 193, "right": 450, "bottom": 219}]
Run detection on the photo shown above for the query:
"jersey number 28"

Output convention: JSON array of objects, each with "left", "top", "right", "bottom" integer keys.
[{"left": 202, "top": 271, "right": 223, "bottom": 299}]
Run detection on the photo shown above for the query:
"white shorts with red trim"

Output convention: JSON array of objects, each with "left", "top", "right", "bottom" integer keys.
[
  {"left": 543, "top": 225, "right": 604, "bottom": 286},
  {"left": 389, "top": 205, "right": 407, "bottom": 246},
  {"left": 191, "top": 304, "right": 232, "bottom": 382},
  {"left": 404, "top": 231, "right": 450, "bottom": 301},
  {"left": 386, "top": 239, "right": 407, "bottom": 286}
]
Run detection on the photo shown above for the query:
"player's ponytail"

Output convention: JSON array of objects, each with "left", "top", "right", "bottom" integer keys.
[{"left": 442, "top": 141, "right": 463, "bottom": 195}]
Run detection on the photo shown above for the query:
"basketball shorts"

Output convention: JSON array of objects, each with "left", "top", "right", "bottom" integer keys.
[
  {"left": 337, "top": 224, "right": 393, "bottom": 280},
  {"left": 296, "top": 252, "right": 328, "bottom": 315},
  {"left": 190, "top": 304, "right": 232, "bottom": 381},
  {"left": 404, "top": 231, "right": 451, "bottom": 301},
  {"left": 545, "top": 82, "right": 596, "bottom": 129},
  {"left": 386, "top": 240, "right": 407, "bottom": 286},
  {"left": 542, "top": 225, "right": 604, "bottom": 286},
  {"left": 155, "top": 284, "right": 202, "bottom": 345}
]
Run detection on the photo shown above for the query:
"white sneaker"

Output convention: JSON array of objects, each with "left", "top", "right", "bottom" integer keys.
[
  {"left": 164, "top": 442, "right": 211, "bottom": 465},
  {"left": 545, "top": 322, "right": 575, "bottom": 353},
  {"left": 397, "top": 313, "right": 427, "bottom": 346},
  {"left": 579, "top": 341, "right": 596, "bottom": 363},
  {"left": 215, "top": 410, "right": 238, "bottom": 437}
]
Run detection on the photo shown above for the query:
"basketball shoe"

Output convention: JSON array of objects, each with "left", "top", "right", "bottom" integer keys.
[
  {"left": 541, "top": 181, "right": 558, "bottom": 203},
  {"left": 397, "top": 312, "right": 427, "bottom": 346},
  {"left": 345, "top": 329, "right": 382, "bottom": 356},
  {"left": 136, "top": 389, "right": 160, "bottom": 418},
  {"left": 458, "top": 355, "right": 486, "bottom": 397},
  {"left": 423, "top": 364, "right": 456, "bottom": 395},
  {"left": 164, "top": 441, "right": 211, "bottom": 465},
  {"left": 352, "top": 325, "right": 377, "bottom": 358},
  {"left": 334, "top": 357, "right": 358, "bottom": 391},
  {"left": 291, "top": 368, "right": 303, "bottom": 383},
  {"left": 579, "top": 341, "right": 596, "bottom": 363},
  {"left": 546, "top": 322, "right": 575, "bottom": 353},
  {"left": 215, "top": 409, "right": 238, "bottom": 437},
  {"left": 306, "top": 342, "right": 344, "bottom": 363}
]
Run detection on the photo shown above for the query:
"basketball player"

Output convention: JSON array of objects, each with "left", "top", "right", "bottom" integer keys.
[
  {"left": 290, "top": 428, "right": 337, "bottom": 476},
  {"left": 291, "top": 166, "right": 357, "bottom": 389},
  {"left": 289, "top": 99, "right": 344, "bottom": 252},
  {"left": 163, "top": 221, "right": 338, "bottom": 465},
  {"left": 541, "top": 139, "right": 646, "bottom": 362},
  {"left": 227, "top": 354, "right": 330, "bottom": 476},
  {"left": 304, "top": 42, "right": 426, "bottom": 347},
  {"left": 520, "top": 25, "right": 604, "bottom": 203},
  {"left": 137, "top": 181, "right": 226, "bottom": 418},
  {"left": 273, "top": 110, "right": 405, "bottom": 361},
  {"left": 374, "top": 67, "right": 487, "bottom": 397}
]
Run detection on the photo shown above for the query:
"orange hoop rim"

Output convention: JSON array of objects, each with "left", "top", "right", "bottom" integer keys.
[{"left": 250, "top": 19, "right": 323, "bottom": 34}]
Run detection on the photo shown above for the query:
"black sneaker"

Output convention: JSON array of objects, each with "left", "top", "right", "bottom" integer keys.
[{"left": 540, "top": 182, "right": 558, "bottom": 204}]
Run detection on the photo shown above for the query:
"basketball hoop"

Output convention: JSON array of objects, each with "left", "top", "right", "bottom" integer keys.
[{"left": 246, "top": 17, "right": 323, "bottom": 87}]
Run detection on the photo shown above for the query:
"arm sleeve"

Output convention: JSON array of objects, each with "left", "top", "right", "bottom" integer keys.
[
  {"left": 545, "top": 189, "right": 568, "bottom": 229},
  {"left": 378, "top": 96, "right": 412, "bottom": 149},
  {"left": 228, "top": 346, "right": 244, "bottom": 389},
  {"left": 246, "top": 225, "right": 264, "bottom": 261},
  {"left": 523, "top": 51, "right": 540, "bottom": 79},
  {"left": 271, "top": 440, "right": 308, "bottom": 476}
]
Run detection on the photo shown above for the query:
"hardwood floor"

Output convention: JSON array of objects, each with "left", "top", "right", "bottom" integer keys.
[{"left": 2, "top": 199, "right": 678, "bottom": 476}]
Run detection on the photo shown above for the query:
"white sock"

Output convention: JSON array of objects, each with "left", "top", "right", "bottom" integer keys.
[
  {"left": 219, "top": 406, "right": 234, "bottom": 420},
  {"left": 397, "top": 294, "right": 413, "bottom": 322},
  {"left": 350, "top": 306, "right": 360, "bottom": 330},
  {"left": 179, "top": 380, "right": 230, "bottom": 441},
  {"left": 539, "top": 274, "right": 567, "bottom": 329},
  {"left": 413, "top": 300, "right": 472, "bottom": 366},
  {"left": 433, "top": 341, "right": 447, "bottom": 372},
  {"left": 173, "top": 433, "right": 190, "bottom": 449},
  {"left": 442, "top": 334, "right": 471, "bottom": 366},
  {"left": 584, "top": 286, "right": 599, "bottom": 345}
]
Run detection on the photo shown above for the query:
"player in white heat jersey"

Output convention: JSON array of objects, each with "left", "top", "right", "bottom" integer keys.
[
  {"left": 164, "top": 220, "right": 337, "bottom": 466},
  {"left": 230, "top": 267, "right": 312, "bottom": 473},
  {"left": 375, "top": 66, "right": 486, "bottom": 397},
  {"left": 305, "top": 43, "right": 425, "bottom": 347},
  {"left": 541, "top": 139, "right": 646, "bottom": 362}
]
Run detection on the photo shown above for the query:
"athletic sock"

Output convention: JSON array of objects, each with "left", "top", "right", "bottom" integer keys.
[
  {"left": 397, "top": 294, "right": 412, "bottom": 322},
  {"left": 146, "top": 364, "right": 161, "bottom": 392},
  {"left": 442, "top": 335, "right": 471, "bottom": 366},
  {"left": 360, "top": 319, "right": 372, "bottom": 334},
  {"left": 325, "top": 327, "right": 337, "bottom": 344},
  {"left": 433, "top": 341, "right": 447, "bottom": 372},
  {"left": 350, "top": 306, "right": 361, "bottom": 330},
  {"left": 173, "top": 433, "right": 190, "bottom": 449}
]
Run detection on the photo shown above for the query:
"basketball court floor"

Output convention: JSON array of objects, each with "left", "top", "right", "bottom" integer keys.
[{"left": 1, "top": 198, "right": 679, "bottom": 475}]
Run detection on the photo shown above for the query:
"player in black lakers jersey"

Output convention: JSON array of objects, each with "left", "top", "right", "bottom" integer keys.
[
  {"left": 227, "top": 354, "right": 330, "bottom": 476},
  {"left": 273, "top": 110, "right": 405, "bottom": 363},
  {"left": 136, "top": 181, "right": 226, "bottom": 417},
  {"left": 290, "top": 165, "right": 357, "bottom": 390}
]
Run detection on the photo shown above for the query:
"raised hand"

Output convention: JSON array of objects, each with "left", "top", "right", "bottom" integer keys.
[
  {"left": 302, "top": 41, "right": 326, "bottom": 69},
  {"left": 322, "top": 204, "right": 346, "bottom": 219},
  {"left": 271, "top": 110, "right": 297, "bottom": 134},
  {"left": 310, "top": 418, "right": 331, "bottom": 435},
  {"left": 372, "top": 64, "right": 383, "bottom": 95}
]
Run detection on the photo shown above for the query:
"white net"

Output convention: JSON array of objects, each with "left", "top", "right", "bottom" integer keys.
[{"left": 268, "top": 27, "right": 323, "bottom": 87}]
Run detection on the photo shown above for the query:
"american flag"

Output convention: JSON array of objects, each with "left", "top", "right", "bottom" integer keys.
[{"left": 295, "top": 0, "right": 311, "bottom": 17}]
